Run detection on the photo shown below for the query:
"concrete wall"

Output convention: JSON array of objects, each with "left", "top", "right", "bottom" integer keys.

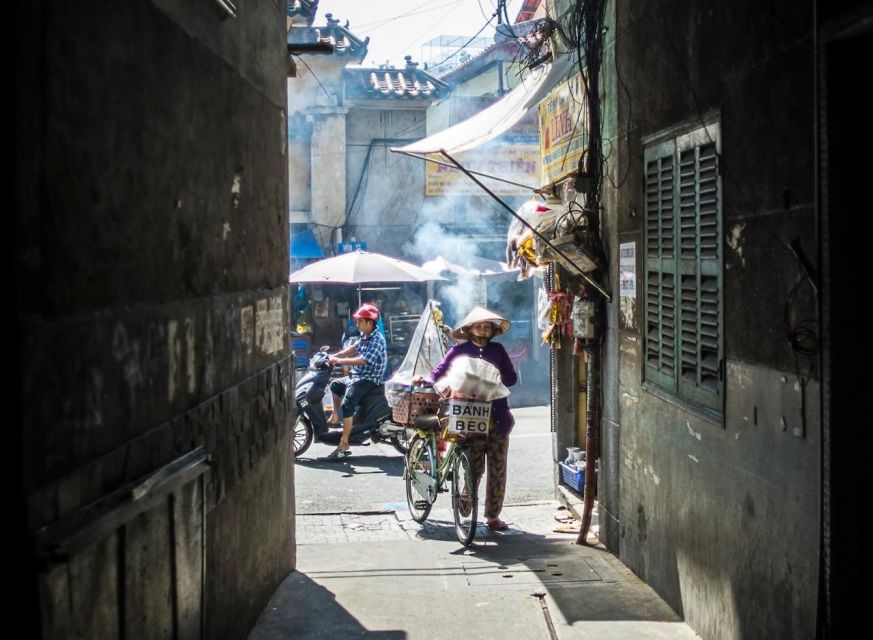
[
  {"left": 16, "top": 2, "right": 293, "bottom": 638},
  {"left": 345, "top": 107, "right": 429, "bottom": 256},
  {"left": 287, "top": 57, "right": 349, "bottom": 242},
  {"left": 600, "top": 1, "right": 820, "bottom": 637}
]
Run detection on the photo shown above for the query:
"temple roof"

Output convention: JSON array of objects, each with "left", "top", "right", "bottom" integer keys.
[
  {"left": 344, "top": 57, "right": 449, "bottom": 101},
  {"left": 286, "top": 0, "right": 319, "bottom": 28},
  {"left": 287, "top": 13, "right": 369, "bottom": 61}
]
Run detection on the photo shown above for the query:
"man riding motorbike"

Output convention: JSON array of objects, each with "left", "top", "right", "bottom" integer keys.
[{"left": 324, "top": 303, "right": 388, "bottom": 460}]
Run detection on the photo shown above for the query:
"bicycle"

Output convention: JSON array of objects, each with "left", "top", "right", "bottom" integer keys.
[{"left": 404, "top": 393, "right": 491, "bottom": 546}]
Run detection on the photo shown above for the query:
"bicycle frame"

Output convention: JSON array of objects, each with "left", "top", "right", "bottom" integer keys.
[
  {"left": 408, "top": 421, "right": 455, "bottom": 497},
  {"left": 408, "top": 419, "right": 485, "bottom": 500},
  {"left": 404, "top": 390, "right": 493, "bottom": 546}
]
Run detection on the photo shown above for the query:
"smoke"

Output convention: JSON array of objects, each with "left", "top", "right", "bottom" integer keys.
[
  {"left": 403, "top": 220, "right": 492, "bottom": 323},
  {"left": 404, "top": 220, "right": 481, "bottom": 268}
]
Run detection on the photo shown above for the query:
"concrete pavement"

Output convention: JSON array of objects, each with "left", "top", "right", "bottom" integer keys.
[{"left": 249, "top": 501, "right": 700, "bottom": 639}]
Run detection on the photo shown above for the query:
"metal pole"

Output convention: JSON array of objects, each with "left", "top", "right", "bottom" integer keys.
[
  {"left": 576, "top": 342, "right": 599, "bottom": 545},
  {"left": 398, "top": 151, "right": 539, "bottom": 191},
  {"left": 439, "top": 150, "right": 612, "bottom": 301}
]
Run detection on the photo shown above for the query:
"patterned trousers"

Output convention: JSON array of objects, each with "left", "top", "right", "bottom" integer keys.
[{"left": 469, "top": 429, "right": 510, "bottom": 521}]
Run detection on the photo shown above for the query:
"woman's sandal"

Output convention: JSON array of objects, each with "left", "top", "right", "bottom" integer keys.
[{"left": 486, "top": 519, "right": 510, "bottom": 531}]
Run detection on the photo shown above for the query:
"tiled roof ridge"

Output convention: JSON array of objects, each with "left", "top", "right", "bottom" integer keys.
[
  {"left": 288, "top": 12, "right": 370, "bottom": 61},
  {"left": 345, "top": 56, "right": 449, "bottom": 100}
]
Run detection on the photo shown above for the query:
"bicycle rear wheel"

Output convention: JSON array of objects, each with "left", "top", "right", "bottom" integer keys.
[
  {"left": 452, "top": 449, "right": 478, "bottom": 546},
  {"left": 405, "top": 435, "right": 435, "bottom": 523}
]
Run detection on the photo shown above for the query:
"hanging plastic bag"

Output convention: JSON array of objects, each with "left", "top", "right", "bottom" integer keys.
[{"left": 384, "top": 300, "right": 450, "bottom": 408}]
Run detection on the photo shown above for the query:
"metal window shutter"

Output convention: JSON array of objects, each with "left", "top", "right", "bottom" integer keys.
[
  {"left": 677, "top": 142, "right": 722, "bottom": 409},
  {"left": 644, "top": 154, "right": 677, "bottom": 392}
]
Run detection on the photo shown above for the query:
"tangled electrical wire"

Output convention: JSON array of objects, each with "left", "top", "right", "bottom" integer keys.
[
  {"left": 564, "top": 0, "right": 608, "bottom": 219},
  {"left": 517, "top": 18, "right": 558, "bottom": 68}
]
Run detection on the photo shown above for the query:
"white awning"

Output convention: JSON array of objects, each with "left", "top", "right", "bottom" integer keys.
[{"left": 392, "top": 54, "right": 576, "bottom": 157}]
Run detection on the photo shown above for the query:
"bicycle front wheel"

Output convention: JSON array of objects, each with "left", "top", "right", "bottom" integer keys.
[
  {"left": 452, "top": 449, "right": 478, "bottom": 546},
  {"left": 405, "top": 435, "right": 435, "bottom": 523}
]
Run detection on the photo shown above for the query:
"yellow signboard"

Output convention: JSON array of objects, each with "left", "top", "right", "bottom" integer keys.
[
  {"left": 538, "top": 71, "right": 588, "bottom": 185},
  {"left": 425, "top": 136, "right": 541, "bottom": 197}
]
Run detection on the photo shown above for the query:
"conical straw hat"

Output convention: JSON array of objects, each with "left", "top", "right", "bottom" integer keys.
[{"left": 450, "top": 306, "right": 511, "bottom": 340}]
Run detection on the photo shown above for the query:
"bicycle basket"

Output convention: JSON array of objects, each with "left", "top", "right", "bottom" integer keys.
[{"left": 392, "top": 390, "right": 442, "bottom": 425}]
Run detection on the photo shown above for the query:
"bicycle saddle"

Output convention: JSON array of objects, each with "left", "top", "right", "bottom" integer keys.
[{"left": 414, "top": 414, "right": 441, "bottom": 432}]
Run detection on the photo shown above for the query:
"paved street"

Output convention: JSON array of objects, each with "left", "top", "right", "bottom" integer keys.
[
  {"left": 294, "top": 405, "right": 555, "bottom": 515},
  {"left": 247, "top": 404, "right": 704, "bottom": 639},
  {"left": 296, "top": 501, "right": 584, "bottom": 545},
  {"left": 252, "top": 499, "right": 699, "bottom": 640}
]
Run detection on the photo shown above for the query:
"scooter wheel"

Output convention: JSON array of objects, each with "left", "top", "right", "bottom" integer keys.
[
  {"left": 391, "top": 427, "right": 411, "bottom": 455},
  {"left": 293, "top": 415, "right": 314, "bottom": 456}
]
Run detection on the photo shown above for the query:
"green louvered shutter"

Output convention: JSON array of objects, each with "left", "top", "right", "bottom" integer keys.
[
  {"left": 644, "top": 140, "right": 677, "bottom": 393},
  {"left": 676, "top": 133, "right": 722, "bottom": 411}
]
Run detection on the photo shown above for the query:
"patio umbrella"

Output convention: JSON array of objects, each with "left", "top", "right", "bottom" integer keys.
[
  {"left": 420, "top": 255, "right": 519, "bottom": 278},
  {"left": 288, "top": 250, "right": 447, "bottom": 305}
]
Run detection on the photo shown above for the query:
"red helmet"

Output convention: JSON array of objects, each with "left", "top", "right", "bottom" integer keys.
[{"left": 352, "top": 304, "right": 380, "bottom": 321}]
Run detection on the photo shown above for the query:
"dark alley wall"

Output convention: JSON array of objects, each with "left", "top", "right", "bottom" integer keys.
[
  {"left": 15, "top": 2, "right": 293, "bottom": 638},
  {"left": 601, "top": 1, "right": 821, "bottom": 637}
]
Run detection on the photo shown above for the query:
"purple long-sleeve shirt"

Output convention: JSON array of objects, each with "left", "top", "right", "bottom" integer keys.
[{"left": 427, "top": 340, "right": 518, "bottom": 435}]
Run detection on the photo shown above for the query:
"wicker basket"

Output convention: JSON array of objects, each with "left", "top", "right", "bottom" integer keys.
[{"left": 392, "top": 390, "right": 443, "bottom": 425}]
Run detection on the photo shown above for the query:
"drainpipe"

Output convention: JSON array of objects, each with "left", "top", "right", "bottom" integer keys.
[
  {"left": 576, "top": 339, "right": 599, "bottom": 544},
  {"left": 574, "top": 0, "right": 606, "bottom": 545}
]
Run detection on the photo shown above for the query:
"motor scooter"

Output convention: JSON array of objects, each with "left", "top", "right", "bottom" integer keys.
[{"left": 293, "top": 347, "right": 410, "bottom": 456}]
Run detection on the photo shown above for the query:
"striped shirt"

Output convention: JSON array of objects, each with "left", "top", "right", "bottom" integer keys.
[{"left": 352, "top": 329, "right": 387, "bottom": 384}]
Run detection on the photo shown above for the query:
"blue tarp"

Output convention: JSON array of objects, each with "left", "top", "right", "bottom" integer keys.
[{"left": 290, "top": 229, "right": 324, "bottom": 259}]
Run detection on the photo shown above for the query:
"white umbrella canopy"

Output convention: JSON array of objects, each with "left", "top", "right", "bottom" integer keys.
[
  {"left": 288, "top": 250, "right": 447, "bottom": 284},
  {"left": 421, "top": 255, "right": 518, "bottom": 278}
]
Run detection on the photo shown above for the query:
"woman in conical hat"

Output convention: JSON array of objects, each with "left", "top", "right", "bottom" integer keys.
[
  {"left": 416, "top": 306, "right": 518, "bottom": 531},
  {"left": 449, "top": 306, "right": 511, "bottom": 342}
]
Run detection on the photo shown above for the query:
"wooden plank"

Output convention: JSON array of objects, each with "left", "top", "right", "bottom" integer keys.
[
  {"left": 124, "top": 503, "right": 173, "bottom": 640},
  {"left": 69, "top": 534, "right": 121, "bottom": 639},
  {"left": 174, "top": 478, "right": 204, "bottom": 640},
  {"left": 39, "top": 534, "right": 120, "bottom": 640},
  {"left": 38, "top": 564, "right": 72, "bottom": 640}
]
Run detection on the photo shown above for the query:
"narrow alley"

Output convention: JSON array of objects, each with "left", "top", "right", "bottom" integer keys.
[
  {"left": 251, "top": 406, "right": 699, "bottom": 639},
  {"left": 14, "top": 1, "right": 866, "bottom": 639}
]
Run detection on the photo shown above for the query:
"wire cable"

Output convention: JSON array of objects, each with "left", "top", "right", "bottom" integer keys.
[{"left": 425, "top": 14, "right": 497, "bottom": 72}]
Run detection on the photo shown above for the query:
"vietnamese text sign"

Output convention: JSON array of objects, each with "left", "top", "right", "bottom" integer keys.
[
  {"left": 538, "top": 71, "right": 588, "bottom": 185},
  {"left": 446, "top": 400, "right": 491, "bottom": 435},
  {"left": 425, "top": 134, "right": 540, "bottom": 197},
  {"left": 337, "top": 241, "right": 368, "bottom": 253},
  {"left": 619, "top": 242, "right": 636, "bottom": 298}
]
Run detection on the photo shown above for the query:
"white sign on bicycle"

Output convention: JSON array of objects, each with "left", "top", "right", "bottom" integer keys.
[{"left": 446, "top": 400, "right": 491, "bottom": 435}]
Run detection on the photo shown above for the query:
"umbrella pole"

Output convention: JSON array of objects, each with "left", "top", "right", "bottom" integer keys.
[{"left": 358, "top": 285, "right": 362, "bottom": 307}]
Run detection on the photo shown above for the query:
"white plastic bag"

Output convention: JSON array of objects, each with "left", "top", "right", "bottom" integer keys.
[{"left": 433, "top": 356, "right": 510, "bottom": 401}]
